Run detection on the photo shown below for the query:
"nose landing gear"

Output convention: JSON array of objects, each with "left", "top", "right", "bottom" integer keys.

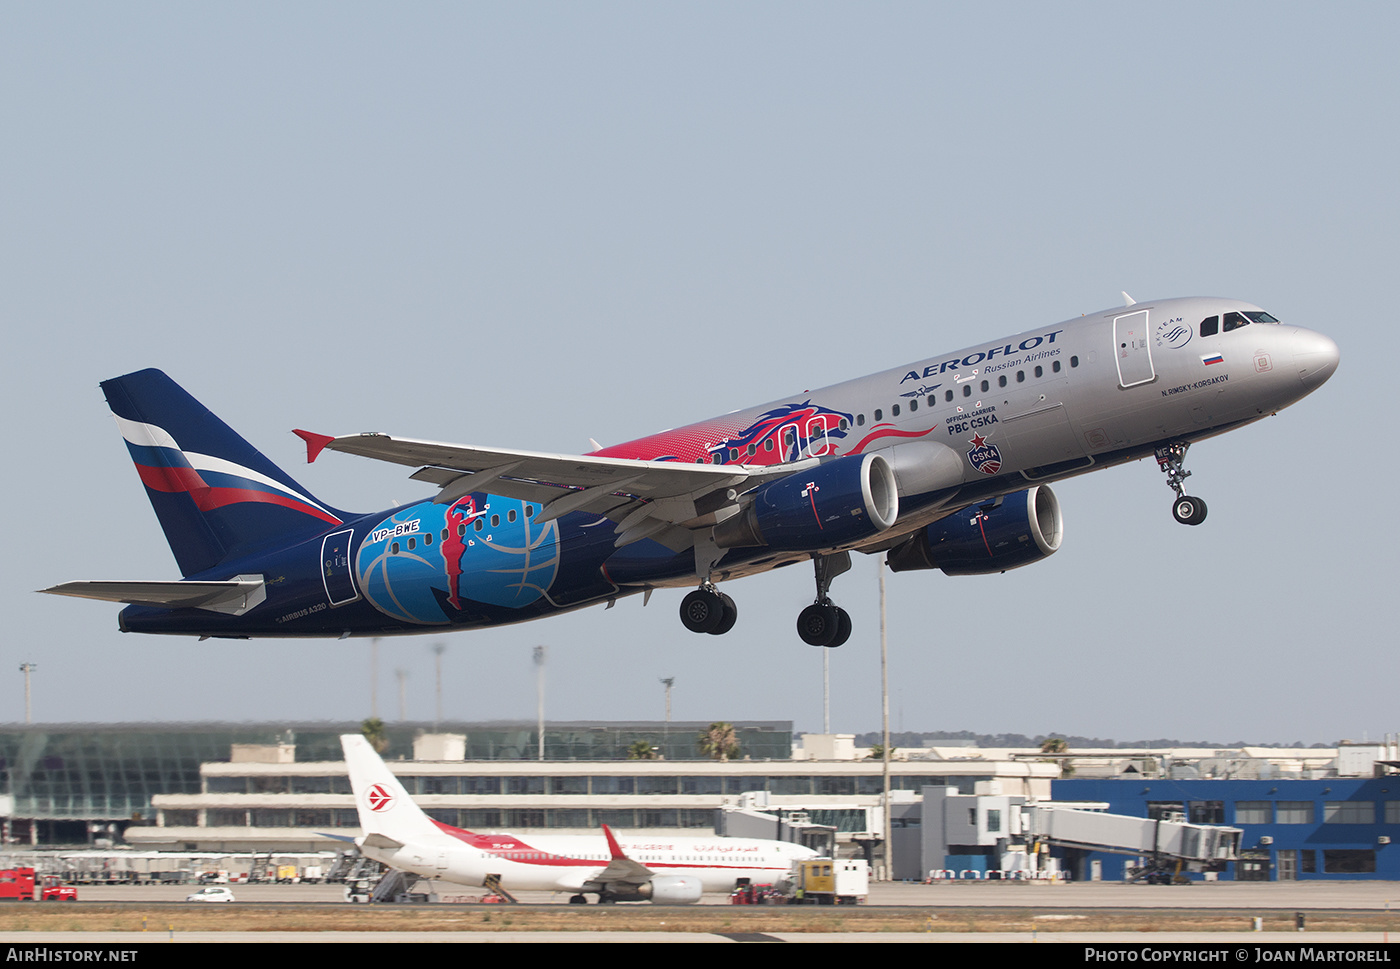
[{"left": 1156, "top": 442, "right": 1208, "bottom": 526}]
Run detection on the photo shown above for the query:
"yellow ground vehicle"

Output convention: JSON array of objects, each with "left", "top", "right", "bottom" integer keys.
[{"left": 789, "top": 859, "right": 868, "bottom": 905}]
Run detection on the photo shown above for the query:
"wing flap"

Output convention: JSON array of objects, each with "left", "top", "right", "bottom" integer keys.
[{"left": 40, "top": 577, "right": 267, "bottom": 616}]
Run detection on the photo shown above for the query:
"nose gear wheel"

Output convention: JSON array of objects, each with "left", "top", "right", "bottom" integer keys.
[{"left": 1156, "top": 442, "right": 1208, "bottom": 526}]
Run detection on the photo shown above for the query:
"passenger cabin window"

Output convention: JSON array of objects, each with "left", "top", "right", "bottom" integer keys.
[
  {"left": 945, "top": 390, "right": 953, "bottom": 402},
  {"left": 909, "top": 399, "right": 917, "bottom": 412},
  {"left": 856, "top": 414, "right": 865, "bottom": 426},
  {"left": 891, "top": 404, "right": 900, "bottom": 417},
  {"left": 1200, "top": 316, "right": 1219, "bottom": 337},
  {"left": 1016, "top": 370, "right": 1025, "bottom": 383},
  {"left": 962, "top": 385, "right": 971, "bottom": 397},
  {"left": 874, "top": 409, "right": 882, "bottom": 421},
  {"left": 1223, "top": 311, "right": 1249, "bottom": 332},
  {"left": 1052, "top": 360, "right": 1061, "bottom": 373},
  {"left": 1034, "top": 365, "right": 1043, "bottom": 378},
  {"left": 998, "top": 375, "right": 1007, "bottom": 387},
  {"left": 980, "top": 379, "right": 989, "bottom": 392}
]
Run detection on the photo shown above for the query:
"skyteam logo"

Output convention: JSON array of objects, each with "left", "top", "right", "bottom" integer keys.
[
  {"left": 1155, "top": 317, "right": 1192, "bottom": 350},
  {"left": 966, "top": 434, "right": 1002, "bottom": 475},
  {"left": 366, "top": 784, "right": 395, "bottom": 813}
]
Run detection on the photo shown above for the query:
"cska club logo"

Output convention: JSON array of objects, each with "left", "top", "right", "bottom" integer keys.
[
  {"left": 966, "top": 434, "right": 1002, "bottom": 475},
  {"left": 366, "top": 783, "right": 395, "bottom": 813}
]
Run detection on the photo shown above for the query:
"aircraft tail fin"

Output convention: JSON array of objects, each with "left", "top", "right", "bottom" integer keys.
[
  {"left": 102, "top": 369, "right": 349, "bottom": 577},
  {"left": 341, "top": 734, "right": 440, "bottom": 845}
]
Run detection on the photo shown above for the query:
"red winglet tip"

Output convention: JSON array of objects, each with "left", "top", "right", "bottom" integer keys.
[{"left": 293, "top": 429, "right": 335, "bottom": 464}]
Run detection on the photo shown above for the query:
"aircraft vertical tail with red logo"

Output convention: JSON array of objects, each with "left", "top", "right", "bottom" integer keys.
[
  {"left": 102, "top": 369, "right": 351, "bottom": 577},
  {"left": 341, "top": 734, "right": 440, "bottom": 848}
]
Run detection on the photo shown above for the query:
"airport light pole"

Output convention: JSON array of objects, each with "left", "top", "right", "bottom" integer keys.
[
  {"left": 395, "top": 668, "right": 407, "bottom": 721},
  {"left": 879, "top": 559, "right": 891, "bottom": 882},
  {"left": 370, "top": 638, "right": 380, "bottom": 719},
  {"left": 660, "top": 677, "right": 674, "bottom": 722},
  {"left": 19, "top": 663, "right": 36, "bottom": 724},
  {"left": 432, "top": 642, "right": 445, "bottom": 730},
  {"left": 534, "top": 646, "right": 546, "bottom": 761}
]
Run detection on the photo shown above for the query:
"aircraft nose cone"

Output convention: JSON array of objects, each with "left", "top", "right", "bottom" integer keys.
[{"left": 1294, "top": 329, "right": 1339, "bottom": 389}]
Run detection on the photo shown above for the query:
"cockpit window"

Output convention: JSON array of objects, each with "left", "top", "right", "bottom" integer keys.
[
  {"left": 1200, "top": 316, "right": 1219, "bottom": 337},
  {"left": 1222, "top": 312, "right": 1249, "bottom": 332},
  {"left": 1243, "top": 311, "right": 1279, "bottom": 324}
]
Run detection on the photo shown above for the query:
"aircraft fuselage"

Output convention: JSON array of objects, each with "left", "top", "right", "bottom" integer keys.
[{"left": 103, "top": 296, "right": 1338, "bottom": 639}]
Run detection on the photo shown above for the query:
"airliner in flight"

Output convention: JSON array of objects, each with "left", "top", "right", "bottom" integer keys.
[
  {"left": 44, "top": 295, "right": 1338, "bottom": 646},
  {"left": 339, "top": 734, "right": 815, "bottom": 903}
]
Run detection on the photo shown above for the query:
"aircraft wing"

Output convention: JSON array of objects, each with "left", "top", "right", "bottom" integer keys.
[
  {"left": 582, "top": 825, "right": 655, "bottom": 891},
  {"left": 39, "top": 578, "right": 267, "bottom": 616},
  {"left": 297, "top": 430, "right": 818, "bottom": 551}
]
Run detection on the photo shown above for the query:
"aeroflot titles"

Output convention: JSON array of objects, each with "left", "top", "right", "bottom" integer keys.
[{"left": 899, "top": 329, "right": 1065, "bottom": 383}]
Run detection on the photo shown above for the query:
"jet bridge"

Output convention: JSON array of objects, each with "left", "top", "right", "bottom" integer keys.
[
  {"left": 1026, "top": 805, "right": 1241, "bottom": 883},
  {"left": 921, "top": 788, "right": 1241, "bottom": 883}
]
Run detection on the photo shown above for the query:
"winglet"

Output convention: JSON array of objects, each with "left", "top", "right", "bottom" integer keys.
[
  {"left": 293, "top": 429, "right": 336, "bottom": 464},
  {"left": 602, "top": 824, "right": 626, "bottom": 860},
  {"left": 1121, "top": 291, "right": 1137, "bottom": 306}
]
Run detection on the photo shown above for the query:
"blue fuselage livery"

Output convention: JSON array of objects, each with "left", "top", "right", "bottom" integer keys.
[{"left": 46, "top": 296, "right": 1338, "bottom": 647}]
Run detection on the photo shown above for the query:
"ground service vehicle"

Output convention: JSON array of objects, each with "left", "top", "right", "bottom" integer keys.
[{"left": 790, "top": 859, "right": 868, "bottom": 905}]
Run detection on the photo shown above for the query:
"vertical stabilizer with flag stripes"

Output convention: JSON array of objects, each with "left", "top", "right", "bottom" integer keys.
[{"left": 102, "top": 369, "right": 348, "bottom": 577}]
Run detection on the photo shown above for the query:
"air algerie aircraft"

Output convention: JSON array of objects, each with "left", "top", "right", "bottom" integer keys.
[
  {"left": 43, "top": 295, "right": 1338, "bottom": 646},
  {"left": 338, "top": 734, "right": 816, "bottom": 903}
]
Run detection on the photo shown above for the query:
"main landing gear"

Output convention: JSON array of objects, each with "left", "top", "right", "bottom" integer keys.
[
  {"left": 1156, "top": 442, "right": 1207, "bottom": 526},
  {"left": 677, "top": 552, "right": 855, "bottom": 646},
  {"left": 797, "top": 552, "right": 852, "bottom": 648},
  {"left": 679, "top": 583, "right": 738, "bottom": 635}
]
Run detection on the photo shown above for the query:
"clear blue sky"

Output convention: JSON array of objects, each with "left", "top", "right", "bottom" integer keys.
[{"left": 2, "top": 3, "right": 1391, "bottom": 743}]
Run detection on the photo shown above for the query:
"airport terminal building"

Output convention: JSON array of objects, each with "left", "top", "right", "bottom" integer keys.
[{"left": 2, "top": 722, "right": 1397, "bottom": 881}]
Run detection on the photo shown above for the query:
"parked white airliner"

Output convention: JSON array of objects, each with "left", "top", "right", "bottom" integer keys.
[{"left": 341, "top": 734, "right": 816, "bottom": 903}]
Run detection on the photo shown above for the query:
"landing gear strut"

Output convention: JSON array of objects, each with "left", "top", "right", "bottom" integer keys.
[
  {"left": 797, "top": 552, "right": 853, "bottom": 647},
  {"left": 1156, "top": 442, "right": 1207, "bottom": 526},
  {"left": 679, "top": 583, "right": 738, "bottom": 635}
]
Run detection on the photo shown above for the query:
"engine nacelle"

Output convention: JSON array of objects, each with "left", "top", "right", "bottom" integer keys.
[
  {"left": 886, "top": 486, "right": 1063, "bottom": 576},
  {"left": 609, "top": 875, "right": 703, "bottom": 904},
  {"left": 713, "top": 453, "right": 899, "bottom": 552}
]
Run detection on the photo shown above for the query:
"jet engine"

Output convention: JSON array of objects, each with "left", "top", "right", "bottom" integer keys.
[
  {"left": 606, "top": 875, "right": 704, "bottom": 904},
  {"left": 713, "top": 453, "right": 898, "bottom": 552},
  {"left": 886, "top": 486, "right": 1063, "bottom": 575}
]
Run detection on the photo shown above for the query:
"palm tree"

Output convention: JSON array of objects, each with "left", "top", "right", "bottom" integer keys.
[
  {"left": 361, "top": 717, "right": 389, "bottom": 754},
  {"left": 697, "top": 722, "right": 740, "bottom": 762},
  {"left": 867, "top": 743, "right": 897, "bottom": 760},
  {"left": 1039, "top": 736, "right": 1074, "bottom": 777},
  {"left": 626, "top": 740, "right": 659, "bottom": 760}
]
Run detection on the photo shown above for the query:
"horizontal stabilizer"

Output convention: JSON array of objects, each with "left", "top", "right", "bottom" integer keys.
[
  {"left": 362, "top": 832, "right": 405, "bottom": 851},
  {"left": 39, "top": 576, "right": 267, "bottom": 616}
]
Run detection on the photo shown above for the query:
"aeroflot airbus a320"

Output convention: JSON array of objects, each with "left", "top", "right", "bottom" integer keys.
[
  {"left": 339, "top": 734, "right": 815, "bottom": 903},
  {"left": 45, "top": 295, "right": 1338, "bottom": 646}
]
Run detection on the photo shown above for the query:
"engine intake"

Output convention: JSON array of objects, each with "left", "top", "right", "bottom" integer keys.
[
  {"left": 887, "top": 486, "right": 1062, "bottom": 575},
  {"left": 714, "top": 453, "right": 898, "bottom": 552}
]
